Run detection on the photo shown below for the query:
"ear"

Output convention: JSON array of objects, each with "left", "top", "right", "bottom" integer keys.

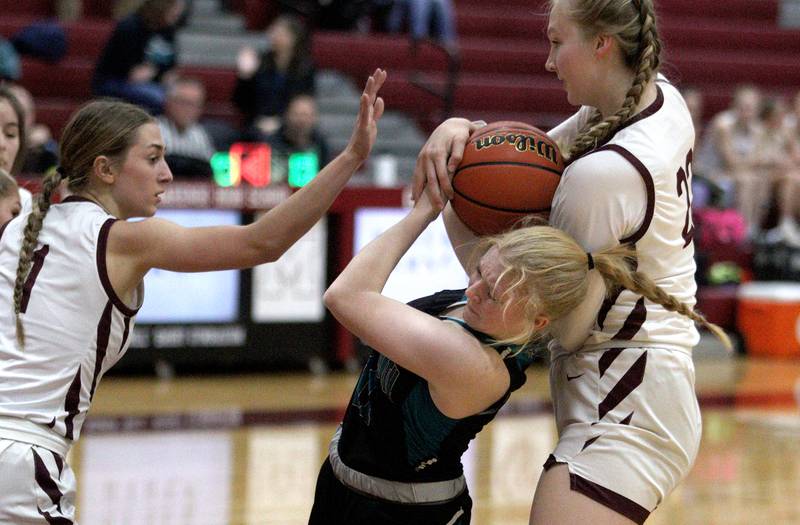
[
  {"left": 533, "top": 314, "right": 550, "bottom": 331},
  {"left": 92, "top": 156, "right": 116, "bottom": 186},
  {"left": 594, "top": 34, "right": 615, "bottom": 59}
]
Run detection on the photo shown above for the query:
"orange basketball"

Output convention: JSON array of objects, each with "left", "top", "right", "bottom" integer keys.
[{"left": 452, "top": 121, "right": 564, "bottom": 235}]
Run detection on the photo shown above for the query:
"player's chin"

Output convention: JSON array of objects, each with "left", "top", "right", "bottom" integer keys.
[
  {"left": 462, "top": 307, "right": 485, "bottom": 332},
  {"left": 565, "top": 89, "right": 579, "bottom": 106},
  {"left": 137, "top": 203, "right": 159, "bottom": 218}
]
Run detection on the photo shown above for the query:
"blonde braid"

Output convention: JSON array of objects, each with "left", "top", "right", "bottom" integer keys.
[
  {"left": 566, "top": 0, "right": 661, "bottom": 160},
  {"left": 13, "top": 169, "right": 63, "bottom": 347},
  {"left": 593, "top": 249, "right": 732, "bottom": 350}
]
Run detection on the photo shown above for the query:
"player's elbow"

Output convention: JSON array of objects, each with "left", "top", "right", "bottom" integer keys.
[{"left": 323, "top": 285, "right": 344, "bottom": 314}]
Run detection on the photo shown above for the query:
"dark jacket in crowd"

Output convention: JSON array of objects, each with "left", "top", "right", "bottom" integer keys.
[{"left": 232, "top": 51, "right": 316, "bottom": 125}]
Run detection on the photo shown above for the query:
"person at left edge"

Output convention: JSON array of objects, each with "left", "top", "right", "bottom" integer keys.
[{"left": 0, "top": 68, "right": 386, "bottom": 524}]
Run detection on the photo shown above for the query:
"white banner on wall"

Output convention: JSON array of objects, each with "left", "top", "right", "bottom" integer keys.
[
  {"left": 354, "top": 207, "right": 469, "bottom": 303},
  {"left": 251, "top": 218, "right": 328, "bottom": 322}
]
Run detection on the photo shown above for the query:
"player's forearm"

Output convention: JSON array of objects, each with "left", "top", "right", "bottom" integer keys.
[
  {"left": 249, "top": 149, "right": 364, "bottom": 261},
  {"left": 443, "top": 203, "right": 478, "bottom": 272},
  {"left": 326, "top": 207, "right": 434, "bottom": 302}
]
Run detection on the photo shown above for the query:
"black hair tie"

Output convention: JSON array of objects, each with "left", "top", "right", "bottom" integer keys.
[{"left": 587, "top": 253, "right": 595, "bottom": 270}]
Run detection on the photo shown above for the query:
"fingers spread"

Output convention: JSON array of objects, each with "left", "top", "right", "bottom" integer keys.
[{"left": 374, "top": 97, "right": 385, "bottom": 121}]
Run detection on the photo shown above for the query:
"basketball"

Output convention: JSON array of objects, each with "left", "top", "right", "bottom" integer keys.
[{"left": 452, "top": 121, "right": 564, "bottom": 235}]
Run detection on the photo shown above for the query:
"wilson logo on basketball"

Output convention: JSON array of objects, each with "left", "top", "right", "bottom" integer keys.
[
  {"left": 474, "top": 133, "right": 559, "bottom": 164},
  {"left": 452, "top": 121, "right": 564, "bottom": 235}
]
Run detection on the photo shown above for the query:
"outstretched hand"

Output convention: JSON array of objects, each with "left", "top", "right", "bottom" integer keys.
[{"left": 345, "top": 68, "right": 387, "bottom": 162}]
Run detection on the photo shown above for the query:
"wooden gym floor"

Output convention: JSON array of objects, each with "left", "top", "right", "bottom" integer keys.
[{"left": 67, "top": 355, "right": 800, "bottom": 525}]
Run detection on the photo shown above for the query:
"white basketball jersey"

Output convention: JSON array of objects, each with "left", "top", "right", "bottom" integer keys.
[
  {"left": 0, "top": 197, "right": 142, "bottom": 448},
  {"left": 552, "top": 80, "right": 699, "bottom": 353}
]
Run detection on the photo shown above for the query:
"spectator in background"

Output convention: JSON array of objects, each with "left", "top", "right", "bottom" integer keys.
[
  {"left": 759, "top": 97, "right": 800, "bottom": 245},
  {"left": 0, "top": 87, "right": 29, "bottom": 213},
  {"left": 0, "top": 169, "right": 20, "bottom": 223},
  {"left": 5, "top": 84, "right": 59, "bottom": 176},
  {"left": 92, "top": 0, "right": 187, "bottom": 114},
  {"left": 697, "top": 85, "right": 765, "bottom": 236},
  {"left": 682, "top": 87, "right": 704, "bottom": 140},
  {"left": 0, "top": 37, "right": 21, "bottom": 83},
  {"left": 787, "top": 89, "right": 800, "bottom": 150},
  {"left": 233, "top": 13, "right": 316, "bottom": 137},
  {"left": 681, "top": 87, "right": 718, "bottom": 209},
  {"left": 266, "top": 94, "right": 330, "bottom": 170},
  {"left": 55, "top": 0, "right": 82, "bottom": 21},
  {"left": 157, "top": 76, "right": 215, "bottom": 177},
  {"left": 387, "top": 0, "right": 458, "bottom": 50}
]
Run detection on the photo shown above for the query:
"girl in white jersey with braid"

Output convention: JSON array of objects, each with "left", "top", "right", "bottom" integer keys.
[
  {"left": 413, "top": 0, "right": 708, "bottom": 523},
  {"left": 311, "top": 193, "right": 727, "bottom": 525},
  {"left": 0, "top": 68, "right": 386, "bottom": 524}
]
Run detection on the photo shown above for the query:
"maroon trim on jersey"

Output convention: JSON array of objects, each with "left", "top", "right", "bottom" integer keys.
[
  {"left": 543, "top": 454, "right": 560, "bottom": 469},
  {"left": 593, "top": 144, "right": 656, "bottom": 245},
  {"left": 571, "top": 473, "right": 649, "bottom": 524},
  {"left": 543, "top": 455, "right": 650, "bottom": 524},
  {"left": 60, "top": 195, "right": 96, "bottom": 205},
  {"left": 120, "top": 316, "right": 131, "bottom": 352},
  {"left": 620, "top": 412, "right": 634, "bottom": 425},
  {"left": 568, "top": 86, "right": 665, "bottom": 166},
  {"left": 51, "top": 450, "right": 64, "bottom": 476},
  {"left": 616, "top": 85, "right": 664, "bottom": 134},
  {"left": 612, "top": 296, "right": 647, "bottom": 340},
  {"left": 37, "top": 510, "right": 73, "bottom": 525},
  {"left": 581, "top": 435, "right": 601, "bottom": 451},
  {"left": 89, "top": 301, "right": 113, "bottom": 401},
  {"left": 597, "top": 289, "right": 622, "bottom": 331},
  {"left": 63, "top": 367, "right": 82, "bottom": 441},
  {"left": 599, "top": 348, "right": 624, "bottom": 377},
  {"left": 20, "top": 245, "right": 50, "bottom": 313},
  {"left": 33, "top": 450, "right": 74, "bottom": 524},
  {"left": 96, "top": 218, "right": 139, "bottom": 317},
  {"left": 598, "top": 351, "right": 647, "bottom": 420},
  {"left": 33, "top": 449, "right": 64, "bottom": 509}
]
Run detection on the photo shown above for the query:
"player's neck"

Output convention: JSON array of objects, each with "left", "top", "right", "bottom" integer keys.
[
  {"left": 75, "top": 189, "right": 117, "bottom": 218},
  {"left": 597, "top": 76, "right": 656, "bottom": 119}
]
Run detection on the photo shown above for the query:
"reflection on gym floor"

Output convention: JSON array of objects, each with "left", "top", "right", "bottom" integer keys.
[{"left": 68, "top": 357, "right": 800, "bottom": 525}]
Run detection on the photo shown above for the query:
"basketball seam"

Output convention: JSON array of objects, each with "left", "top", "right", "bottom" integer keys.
[
  {"left": 452, "top": 187, "right": 552, "bottom": 213},
  {"left": 471, "top": 126, "right": 541, "bottom": 138},
  {"left": 453, "top": 161, "right": 563, "bottom": 178}
]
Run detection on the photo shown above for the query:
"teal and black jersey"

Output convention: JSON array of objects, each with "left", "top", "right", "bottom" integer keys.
[{"left": 337, "top": 288, "right": 535, "bottom": 484}]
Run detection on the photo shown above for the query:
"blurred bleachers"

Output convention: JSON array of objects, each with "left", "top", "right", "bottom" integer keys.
[
  {"left": 1, "top": 0, "right": 796, "bottom": 352},
  {"left": 1, "top": 0, "right": 797, "bottom": 145}
]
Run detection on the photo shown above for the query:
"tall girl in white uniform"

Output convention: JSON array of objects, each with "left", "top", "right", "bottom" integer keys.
[
  {"left": 412, "top": 0, "right": 712, "bottom": 522},
  {"left": 0, "top": 69, "right": 386, "bottom": 524}
]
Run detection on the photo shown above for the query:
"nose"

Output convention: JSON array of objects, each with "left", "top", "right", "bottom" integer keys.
[
  {"left": 465, "top": 281, "right": 481, "bottom": 303},
  {"left": 161, "top": 161, "right": 174, "bottom": 183},
  {"left": 545, "top": 55, "right": 556, "bottom": 73}
]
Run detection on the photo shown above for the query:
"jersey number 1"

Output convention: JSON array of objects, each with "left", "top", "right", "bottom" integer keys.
[{"left": 20, "top": 245, "right": 50, "bottom": 313}]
